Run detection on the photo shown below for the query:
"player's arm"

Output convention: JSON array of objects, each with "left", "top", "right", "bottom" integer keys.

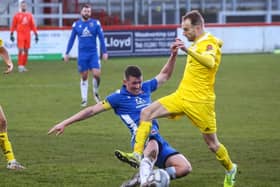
[
  {"left": 65, "top": 29, "right": 76, "bottom": 54},
  {"left": 187, "top": 48, "right": 215, "bottom": 68},
  {"left": 176, "top": 39, "right": 215, "bottom": 68},
  {"left": 155, "top": 40, "right": 178, "bottom": 87},
  {"left": 48, "top": 101, "right": 111, "bottom": 136},
  {"left": 10, "top": 14, "right": 18, "bottom": 42},
  {"left": 64, "top": 26, "right": 77, "bottom": 62},
  {"left": 30, "top": 14, "right": 38, "bottom": 34},
  {"left": 30, "top": 14, "right": 38, "bottom": 35},
  {"left": 96, "top": 21, "right": 108, "bottom": 60},
  {"left": 30, "top": 14, "right": 39, "bottom": 42}
]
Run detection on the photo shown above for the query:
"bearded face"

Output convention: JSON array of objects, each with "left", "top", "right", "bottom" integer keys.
[
  {"left": 20, "top": 2, "right": 27, "bottom": 12},
  {"left": 81, "top": 7, "right": 91, "bottom": 20}
]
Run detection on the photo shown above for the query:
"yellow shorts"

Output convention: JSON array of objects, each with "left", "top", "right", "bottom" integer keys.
[
  {"left": 0, "top": 38, "right": 3, "bottom": 47},
  {"left": 158, "top": 92, "right": 217, "bottom": 134}
]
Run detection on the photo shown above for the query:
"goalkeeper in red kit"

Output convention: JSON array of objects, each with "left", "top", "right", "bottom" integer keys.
[{"left": 10, "top": 0, "right": 38, "bottom": 72}]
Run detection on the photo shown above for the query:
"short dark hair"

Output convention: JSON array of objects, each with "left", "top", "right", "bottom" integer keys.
[
  {"left": 182, "top": 10, "right": 204, "bottom": 26},
  {"left": 81, "top": 3, "right": 91, "bottom": 10},
  {"left": 124, "top": 65, "right": 142, "bottom": 80}
]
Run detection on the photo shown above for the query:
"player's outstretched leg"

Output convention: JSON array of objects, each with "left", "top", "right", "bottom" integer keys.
[
  {"left": 224, "top": 163, "right": 237, "bottom": 187},
  {"left": 115, "top": 150, "right": 141, "bottom": 169}
]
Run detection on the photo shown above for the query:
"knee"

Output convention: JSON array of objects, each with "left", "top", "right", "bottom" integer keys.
[
  {"left": 81, "top": 75, "right": 88, "bottom": 81},
  {"left": 93, "top": 74, "right": 100, "bottom": 79},
  {"left": 181, "top": 161, "right": 192, "bottom": 177},
  {"left": 175, "top": 160, "right": 192, "bottom": 178},
  {"left": 143, "top": 140, "right": 159, "bottom": 161},
  {"left": 140, "top": 108, "right": 151, "bottom": 121},
  {"left": 208, "top": 143, "right": 220, "bottom": 153},
  {"left": 0, "top": 118, "right": 7, "bottom": 131}
]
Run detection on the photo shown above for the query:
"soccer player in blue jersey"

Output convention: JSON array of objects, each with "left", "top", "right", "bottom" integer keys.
[
  {"left": 48, "top": 40, "right": 192, "bottom": 186},
  {"left": 64, "top": 4, "right": 108, "bottom": 107}
]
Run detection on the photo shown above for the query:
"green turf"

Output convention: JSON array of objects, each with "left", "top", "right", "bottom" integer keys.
[{"left": 0, "top": 53, "right": 279, "bottom": 186}]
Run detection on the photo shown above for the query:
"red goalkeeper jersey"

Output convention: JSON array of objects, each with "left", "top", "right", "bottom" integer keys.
[{"left": 10, "top": 12, "right": 37, "bottom": 40}]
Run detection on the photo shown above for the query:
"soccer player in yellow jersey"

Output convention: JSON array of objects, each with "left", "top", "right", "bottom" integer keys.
[
  {"left": 118, "top": 10, "right": 237, "bottom": 187},
  {"left": 0, "top": 38, "right": 25, "bottom": 170}
]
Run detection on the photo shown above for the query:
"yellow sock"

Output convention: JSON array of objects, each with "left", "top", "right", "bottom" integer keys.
[
  {"left": 134, "top": 121, "right": 152, "bottom": 155},
  {"left": 0, "top": 132, "right": 15, "bottom": 162},
  {"left": 215, "top": 143, "right": 233, "bottom": 171}
]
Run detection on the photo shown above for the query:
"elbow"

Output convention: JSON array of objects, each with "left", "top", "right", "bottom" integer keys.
[
  {"left": 164, "top": 74, "right": 171, "bottom": 81},
  {"left": 208, "top": 62, "right": 215, "bottom": 69},
  {"left": 206, "top": 58, "right": 215, "bottom": 69}
]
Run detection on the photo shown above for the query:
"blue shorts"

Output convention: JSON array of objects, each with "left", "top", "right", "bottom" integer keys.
[
  {"left": 149, "top": 132, "right": 179, "bottom": 168},
  {"left": 78, "top": 53, "right": 100, "bottom": 72}
]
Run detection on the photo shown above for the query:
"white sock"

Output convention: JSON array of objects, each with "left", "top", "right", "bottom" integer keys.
[
  {"left": 92, "top": 78, "right": 99, "bottom": 95},
  {"left": 80, "top": 79, "right": 88, "bottom": 101},
  {"left": 165, "top": 166, "right": 176, "bottom": 179},
  {"left": 140, "top": 157, "right": 153, "bottom": 185}
]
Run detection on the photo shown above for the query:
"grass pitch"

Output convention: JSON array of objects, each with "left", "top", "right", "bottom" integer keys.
[{"left": 0, "top": 53, "right": 279, "bottom": 187}]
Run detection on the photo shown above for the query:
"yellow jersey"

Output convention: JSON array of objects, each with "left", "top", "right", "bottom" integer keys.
[{"left": 176, "top": 32, "right": 223, "bottom": 103}]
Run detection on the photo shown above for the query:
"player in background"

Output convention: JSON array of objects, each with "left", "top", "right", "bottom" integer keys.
[
  {"left": 0, "top": 38, "right": 25, "bottom": 170},
  {"left": 10, "top": 0, "right": 38, "bottom": 72},
  {"left": 64, "top": 4, "right": 108, "bottom": 107},
  {"left": 119, "top": 10, "right": 238, "bottom": 187},
  {"left": 48, "top": 39, "right": 192, "bottom": 187}
]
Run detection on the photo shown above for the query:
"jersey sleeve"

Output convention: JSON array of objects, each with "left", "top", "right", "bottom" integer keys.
[
  {"left": 96, "top": 20, "right": 107, "bottom": 54},
  {"left": 150, "top": 78, "right": 158, "bottom": 92},
  {"left": 10, "top": 14, "right": 18, "bottom": 33},
  {"left": 65, "top": 22, "right": 77, "bottom": 54},
  {"left": 29, "top": 13, "right": 38, "bottom": 34},
  {"left": 101, "top": 99, "right": 112, "bottom": 110},
  {"left": 105, "top": 91, "right": 120, "bottom": 109},
  {"left": 142, "top": 78, "right": 158, "bottom": 93},
  {"left": 200, "top": 37, "right": 222, "bottom": 58}
]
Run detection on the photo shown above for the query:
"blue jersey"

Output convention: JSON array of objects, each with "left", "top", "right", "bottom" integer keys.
[
  {"left": 106, "top": 78, "right": 179, "bottom": 168},
  {"left": 66, "top": 18, "right": 107, "bottom": 56},
  {"left": 106, "top": 78, "right": 159, "bottom": 146}
]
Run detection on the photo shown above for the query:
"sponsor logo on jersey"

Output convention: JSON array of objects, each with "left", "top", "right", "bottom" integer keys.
[
  {"left": 81, "top": 27, "right": 92, "bottom": 37},
  {"left": 135, "top": 97, "right": 146, "bottom": 105},
  {"left": 206, "top": 44, "right": 213, "bottom": 51},
  {"left": 151, "top": 129, "right": 158, "bottom": 135}
]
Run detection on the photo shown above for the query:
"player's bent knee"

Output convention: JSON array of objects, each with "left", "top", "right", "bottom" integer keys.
[
  {"left": 140, "top": 108, "right": 152, "bottom": 121},
  {"left": 0, "top": 118, "right": 7, "bottom": 130},
  {"left": 182, "top": 161, "right": 192, "bottom": 177},
  {"left": 174, "top": 160, "right": 192, "bottom": 178},
  {"left": 208, "top": 143, "right": 219, "bottom": 152}
]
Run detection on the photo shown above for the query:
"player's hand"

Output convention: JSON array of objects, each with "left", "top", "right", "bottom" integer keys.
[
  {"left": 170, "top": 38, "right": 182, "bottom": 56},
  {"left": 35, "top": 34, "right": 39, "bottom": 43},
  {"left": 102, "top": 53, "right": 108, "bottom": 61},
  {"left": 48, "top": 124, "right": 66, "bottom": 136},
  {"left": 170, "top": 42, "right": 179, "bottom": 56},
  {"left": 63, "top": 54, "right": 70, "bottom": 63},
  {"left": 4, "top": 62, "right": 13, "bottom": 74},
  {"left": 10, "top": 33, "right": 15, "bottom": 42},
  {"left": 174, "top": 39, "right": 187, "bottom": 53}
]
